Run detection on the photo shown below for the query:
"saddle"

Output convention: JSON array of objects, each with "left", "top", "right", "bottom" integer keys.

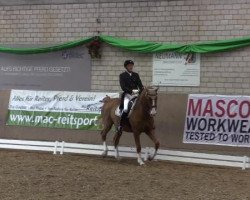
[{"left": 115, "top": 97, "right": 137, "bottom": 117}]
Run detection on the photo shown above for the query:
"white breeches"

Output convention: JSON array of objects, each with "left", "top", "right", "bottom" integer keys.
[
  {"left": 123, "top": 94, "right": 132, "bottom": 113},
  {"left": 124, "top": 92, "right": 141, "bottom": 113}
]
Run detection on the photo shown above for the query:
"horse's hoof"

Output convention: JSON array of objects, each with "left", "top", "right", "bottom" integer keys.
[
  {"left": 138, "top": 160, "right": 145, "bottom": 166},
  {"left": 139, "top": 162, "right": 145, "bottom": 166},
  {"left": 148, "top": 156, "right": 153, "bottom": 161},
  {"left": 147, "top": 154, "right": 156, "bottom": 161},
  {"left": 101, "top": 151, "right": 108, "bottom": 157}
]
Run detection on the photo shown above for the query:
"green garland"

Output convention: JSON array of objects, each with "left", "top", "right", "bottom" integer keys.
[
  {"left": 0, "top": 36, "right": 95, "bottom": 54},
  {"left": 0, "top": 35, "right": 250, "bottom": 54},
  {"left": 100, "top": 35, "right": 250, "bottom": 54}
]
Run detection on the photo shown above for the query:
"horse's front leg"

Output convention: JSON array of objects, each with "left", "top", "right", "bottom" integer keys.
[
  {"left": 133, "top": 132, "right": 144, "bottom": 165},
  {"left": 145, "top": 130, "right": 160, "bottom": 161}
]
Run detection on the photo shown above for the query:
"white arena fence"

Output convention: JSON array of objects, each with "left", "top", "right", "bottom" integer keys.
[{"left": 0, "top": 139, "right": 249, "bottom": 170}]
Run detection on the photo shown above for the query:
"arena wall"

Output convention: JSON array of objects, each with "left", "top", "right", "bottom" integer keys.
[{"left": 1, "top": 90, "right": 250, "bottom": 156}]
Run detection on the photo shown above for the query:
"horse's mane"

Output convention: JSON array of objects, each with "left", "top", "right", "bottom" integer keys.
[{"left": 135, "top": 88, "right": 151, "bottom": 111}]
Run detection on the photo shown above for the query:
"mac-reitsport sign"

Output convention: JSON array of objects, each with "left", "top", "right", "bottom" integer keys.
[
  {"left": 0, "top": 46, "right": 91, "bottom": 91},
  {"left": 183, "top": 94, "right": 250, "bottom": 147},
  {"left": 153, "top": 52, "right": 200, "bottom": 86},
  {"left": 7, "top": 90, "right": 119, "bottom": 130}
]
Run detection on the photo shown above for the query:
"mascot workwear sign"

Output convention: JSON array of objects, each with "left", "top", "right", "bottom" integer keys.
[
  {"left": 7, "top": 90, "right": 118, "bottom": 130},
  {"left": 183, "top": 94, "right": 250, "bottom": 147}
]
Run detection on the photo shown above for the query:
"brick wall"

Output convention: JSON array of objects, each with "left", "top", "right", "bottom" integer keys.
[{"left": 0, "top": 0, "right": 250, "bottom": 94}]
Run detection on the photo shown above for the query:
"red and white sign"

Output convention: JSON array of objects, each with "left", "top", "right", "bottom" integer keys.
[{"left": 183, "top": 94, "right": 250, "bottom": 147}]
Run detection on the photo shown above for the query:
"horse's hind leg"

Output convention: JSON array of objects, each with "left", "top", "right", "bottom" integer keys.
[
  {"left": 145, "top": 130, "right": 160, "bottom": 161},
  {"left": 100, "top": 122, "right": 113, "bottom": 157},
  {"left": 113, "top": 132, "right": 122, "bottom": 159},
  {"left": 112, "top": 116, "right": 123, "bottom": 159}
]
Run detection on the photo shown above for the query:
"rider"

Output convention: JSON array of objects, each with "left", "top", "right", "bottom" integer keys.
[{"left": 118, "top": 60, "right": 144, "bottom": 132}]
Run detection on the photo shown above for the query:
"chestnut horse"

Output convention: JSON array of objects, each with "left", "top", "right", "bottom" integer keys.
[{"left": 100, "top": 86, "right": 160, "bottom": 165}]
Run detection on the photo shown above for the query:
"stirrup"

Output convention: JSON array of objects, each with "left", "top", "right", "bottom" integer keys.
[{"left": 116, "top": 126, "right": 123, "bottom": 135}]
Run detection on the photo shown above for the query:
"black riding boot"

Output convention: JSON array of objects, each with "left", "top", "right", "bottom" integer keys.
[
  {"left": 117, "top": 111, "right": 128, "bottom": 134},
  {"left": 119, "top": 93, "right": 125, "bottom": 110}
]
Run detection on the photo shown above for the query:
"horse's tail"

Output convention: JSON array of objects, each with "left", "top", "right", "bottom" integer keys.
[
  {"left": 98, "top": 95, "right": 111, "bottom": 130},
  {"left": 97, "top": 116, "right": 103, "bottom": 130}
]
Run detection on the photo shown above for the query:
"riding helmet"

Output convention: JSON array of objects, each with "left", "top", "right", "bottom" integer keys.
[{"left": 124, "top": 60, "right": 134, "bottom": 67}]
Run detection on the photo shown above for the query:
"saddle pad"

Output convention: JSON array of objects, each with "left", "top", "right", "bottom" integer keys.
[
  {"left": 115, "top": 107, "right": 122, "bottom": 117},
  {"left": 115, "top": 98, "right": 137, "bottom": 117}
]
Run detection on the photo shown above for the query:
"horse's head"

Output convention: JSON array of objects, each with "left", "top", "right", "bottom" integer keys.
[{"left": 144, "top": 86, "right": 159, "bottom": 116}]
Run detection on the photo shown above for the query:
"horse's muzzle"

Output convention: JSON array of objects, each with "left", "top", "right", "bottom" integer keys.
[{"left": 150, "top": 107, "right": 157, "bottom": 116}]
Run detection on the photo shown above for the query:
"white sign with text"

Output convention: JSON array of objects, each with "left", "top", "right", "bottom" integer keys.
[{"left": 153, "top": 52, "right": 200, "bottom": 86}]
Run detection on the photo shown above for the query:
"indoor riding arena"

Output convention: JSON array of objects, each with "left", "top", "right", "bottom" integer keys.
[{"left": 0, "top": 0, "right": 250, "bottom": 199}]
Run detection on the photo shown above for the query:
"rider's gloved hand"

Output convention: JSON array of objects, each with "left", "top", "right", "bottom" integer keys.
[{"left": 132, "top": 89, "right": 139, "bottom": 94}]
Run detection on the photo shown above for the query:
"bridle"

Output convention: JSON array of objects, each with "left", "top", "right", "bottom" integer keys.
[{"left": 145, "top": 87, "right": 159, "bottom": 116}]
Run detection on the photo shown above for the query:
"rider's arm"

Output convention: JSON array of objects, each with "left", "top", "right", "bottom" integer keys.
[{"left": 119, "top": 74, "right": 132, "bottom": 94}]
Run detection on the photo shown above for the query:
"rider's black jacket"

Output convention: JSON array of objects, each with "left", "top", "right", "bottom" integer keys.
[{"left": 119, "top": 71, "right": 144, "bottom": 95}]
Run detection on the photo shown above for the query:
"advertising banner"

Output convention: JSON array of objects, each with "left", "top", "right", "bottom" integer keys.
[
  {"left": 7, "top": 90, "right": 119, "bottom": 130},
  {"left": 153, "top": 52, "right": 200, "bottom": 86},
  {"left": 0, "top": 46, "right": 91, "bottom": 91},
  {"left": 183, "top": 94, "right": 250, "bottom": 147}
]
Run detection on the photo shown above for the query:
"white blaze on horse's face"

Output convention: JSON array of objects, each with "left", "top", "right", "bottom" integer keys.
[
  {"left": 146, "top": 87, "right": 159, "bottom": 116},
  {"left": 150, "top": 100, "right": 157, "bottom": 116}
]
